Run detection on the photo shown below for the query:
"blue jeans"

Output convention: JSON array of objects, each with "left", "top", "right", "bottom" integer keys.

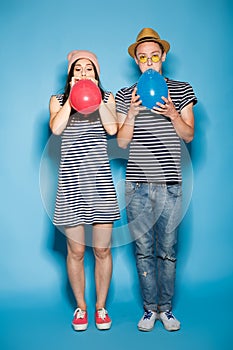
[{"left": 125, "top": 181, "right": 182, "bottom": 312}]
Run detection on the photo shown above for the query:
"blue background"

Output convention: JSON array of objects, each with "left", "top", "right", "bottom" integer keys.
[{"left": 1, "top": 0, "right": 233, "bottom": 349}]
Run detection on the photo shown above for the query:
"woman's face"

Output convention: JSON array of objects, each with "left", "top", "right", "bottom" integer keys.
[{"left": 73, "top": 58, "right": 95, "bottom": 80}]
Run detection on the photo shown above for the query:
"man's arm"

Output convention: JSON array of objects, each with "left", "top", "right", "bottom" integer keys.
[
  {"left": 117, "top": 87, "right": 144, "bottom": 148},
  {"left": 153, "top": 94, "right": 195, "bottom": 143}
]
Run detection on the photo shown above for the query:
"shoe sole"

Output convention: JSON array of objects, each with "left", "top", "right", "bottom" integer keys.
[
  {"left": 163, "top": 325, "right": 181, "bottom": 331},
  {"left": 138, "top": 326, "right": 154, "bottom": 332},
  {"left": 72, "top": 323, "right": 88, "bottom": 331},
  {"left": 96, "top": 322, "right": 112, "bottom": 330}
]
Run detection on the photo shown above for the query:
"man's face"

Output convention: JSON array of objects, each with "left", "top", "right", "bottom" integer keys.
[{"left": 135, "top": 42, "right": 166, "bottom": 74}]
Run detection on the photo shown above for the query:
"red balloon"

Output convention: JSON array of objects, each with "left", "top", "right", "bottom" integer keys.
[{"left": 70, "top": 79, "right": 102, "bottom": 114}]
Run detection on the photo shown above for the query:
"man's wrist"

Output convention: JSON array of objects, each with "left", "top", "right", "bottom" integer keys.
[{"left": 171, "top": 111, "right": 180, "bottom": 122}]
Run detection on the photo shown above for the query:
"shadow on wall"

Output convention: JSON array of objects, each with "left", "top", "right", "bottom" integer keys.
[
  {"left": 189, "top": 102, "right": 209, "bottom": 172},
  {"left": 175, "top": 100, "right": 208, "bottom": 299}
]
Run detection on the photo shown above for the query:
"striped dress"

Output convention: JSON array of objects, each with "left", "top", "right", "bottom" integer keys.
[
  {"left": 53, "top": 92, "right": 120, "bottom": 227},
  {"left": 115, "top": 78, "right": 197, "bottom": 183}
]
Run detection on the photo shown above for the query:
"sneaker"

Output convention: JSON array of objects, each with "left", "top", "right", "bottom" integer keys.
[
  {"left": 137, "top": 310, "right": 157, "bottom": 331},
  {"left": 159, "top": 310, "right": 180, "bottom": 331},
  {"left": 72, "top": 308, "right": 88, "bottom": 331},
  {"left": 95, "top": 308, "right": 112, "bottom": 330}
]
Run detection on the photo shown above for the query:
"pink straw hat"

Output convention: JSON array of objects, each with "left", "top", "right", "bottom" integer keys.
[{"left": 67, "top": 50, "right": 100, "bottom": 76}]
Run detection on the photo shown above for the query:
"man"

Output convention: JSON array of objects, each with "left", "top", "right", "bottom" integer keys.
[{"left": 116, "top": 27, "right": 197, "bottom": 332}]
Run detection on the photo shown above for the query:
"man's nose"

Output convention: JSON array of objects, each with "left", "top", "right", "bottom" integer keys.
[{"left": 147, "top": 58, "right": 152, "bottom": 66}]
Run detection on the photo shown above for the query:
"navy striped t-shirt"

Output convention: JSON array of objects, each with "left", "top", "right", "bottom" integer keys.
[{"left": 115, "top": 78, "right": 197, "bottom": 183}]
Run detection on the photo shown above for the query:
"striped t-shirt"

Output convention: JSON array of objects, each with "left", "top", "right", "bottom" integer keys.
[{"left": 115, "top": 78, "right": 197, "bottom": 183}]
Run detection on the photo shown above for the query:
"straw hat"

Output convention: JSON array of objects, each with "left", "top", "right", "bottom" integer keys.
[
  {"left": 128, "top": 28, "right": 170, "bottom": 57},
  {"left": 67, "top": 50, "right": 100, "bottom": 76}
]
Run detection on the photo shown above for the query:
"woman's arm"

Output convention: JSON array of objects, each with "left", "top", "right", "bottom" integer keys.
[
  {"left": 49, "top": 96, "right": 72, "bottom": 135},
  {"left": 49, "top": 76, "right": 80, "bottom": 135},
  {"left": 117, "top": 112, "right": 135, "bottom": 149},
  {"left": 99, "top": 93, "right": 118, "bottom": 135}
]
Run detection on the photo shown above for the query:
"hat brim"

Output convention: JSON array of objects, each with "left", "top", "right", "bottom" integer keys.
[{"left": 128, "top": 38, "right": 170, "bottom": 57}]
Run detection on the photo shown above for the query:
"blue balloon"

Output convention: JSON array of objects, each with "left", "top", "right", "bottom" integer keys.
[{"left": 137, "top": 69, "right": 168, "bottom": 109}]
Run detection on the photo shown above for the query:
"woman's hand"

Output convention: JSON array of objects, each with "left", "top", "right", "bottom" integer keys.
[
  {"left": 70, "top": 76, "right": 80, "bottom": 88},
  {"left": 71, "top": 76, "right": 98, "bottom": 87},
  {"left": 86, "top": 77, "right": 98, "bottom": 85}
]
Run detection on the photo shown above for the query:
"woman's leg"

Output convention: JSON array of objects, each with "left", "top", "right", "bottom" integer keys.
[
  {"left": 92, "top": 223, "right": 112, "bottom": 310},
  {"left": 65, "top": 225, "right": 86, "bottom": 310}
]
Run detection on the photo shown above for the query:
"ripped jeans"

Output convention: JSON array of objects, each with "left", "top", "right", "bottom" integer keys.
[{"left": 125, "top": 181, "right": 182, "bottom": 312}]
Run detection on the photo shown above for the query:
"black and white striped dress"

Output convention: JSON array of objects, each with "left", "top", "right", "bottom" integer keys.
[
  {"left": 115, "top": 78, "right": 197, "bottom": 183},
  {"left": 53, "top": 92, "right": 120, "bottom": 227}
]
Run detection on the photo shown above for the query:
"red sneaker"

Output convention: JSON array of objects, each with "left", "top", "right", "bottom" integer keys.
[
  {"left": 95, "top": 308, "right": 112, "bottom": 330},
  {"left": 72, "top": 308, "right": 88, "bottom": 331}
]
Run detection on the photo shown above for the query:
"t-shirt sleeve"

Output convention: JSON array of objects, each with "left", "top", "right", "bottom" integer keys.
[
  {"left": 115, "top": 89, "right": 128, "bottom": 115},
  {"left": 180, "top": 83, "right": 198, "bottom": 110}
]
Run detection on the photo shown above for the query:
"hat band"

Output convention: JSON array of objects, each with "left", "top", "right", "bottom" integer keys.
[{"left": 137, "top": 36, "right": 160, "bottom": 43}]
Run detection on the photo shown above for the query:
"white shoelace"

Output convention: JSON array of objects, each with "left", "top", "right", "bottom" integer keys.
[
  {"left": 74, "top": 308, "right": 86, "bottom": 319},
  {"left": 97, "top": 308, "right": 107, "bottom": 320}
]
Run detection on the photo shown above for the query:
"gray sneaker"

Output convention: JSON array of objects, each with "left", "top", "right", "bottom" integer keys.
[
  {"left": 137, "top": 310, "right": 157, "bottom": 331},
  {"left": 159, "top": 310, "right": 180, "bottom": 331}
]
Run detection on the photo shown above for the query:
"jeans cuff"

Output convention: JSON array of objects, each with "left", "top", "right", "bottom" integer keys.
[
  {"left": 144, "top": 304, "right": 158, "bottom": 312},
  {"left": 158, "top": 304, "right": 172, "bottom": 313}
]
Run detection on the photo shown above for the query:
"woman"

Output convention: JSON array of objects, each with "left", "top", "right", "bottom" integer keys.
[{"left": 49, "top": 50, "right": 120, "bottom": 331}]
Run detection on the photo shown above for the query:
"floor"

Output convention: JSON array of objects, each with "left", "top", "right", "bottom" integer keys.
[{"left": 1, "top": 280, "right": 232, "bottom": 350}]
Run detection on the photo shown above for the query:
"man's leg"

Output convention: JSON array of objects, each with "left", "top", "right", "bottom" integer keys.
[
  {"left": 155, "top": 184, "right": 182, "bottom": 331},
  {"left": 126, "top": 182, "right": 159, "bottom": 330}
]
